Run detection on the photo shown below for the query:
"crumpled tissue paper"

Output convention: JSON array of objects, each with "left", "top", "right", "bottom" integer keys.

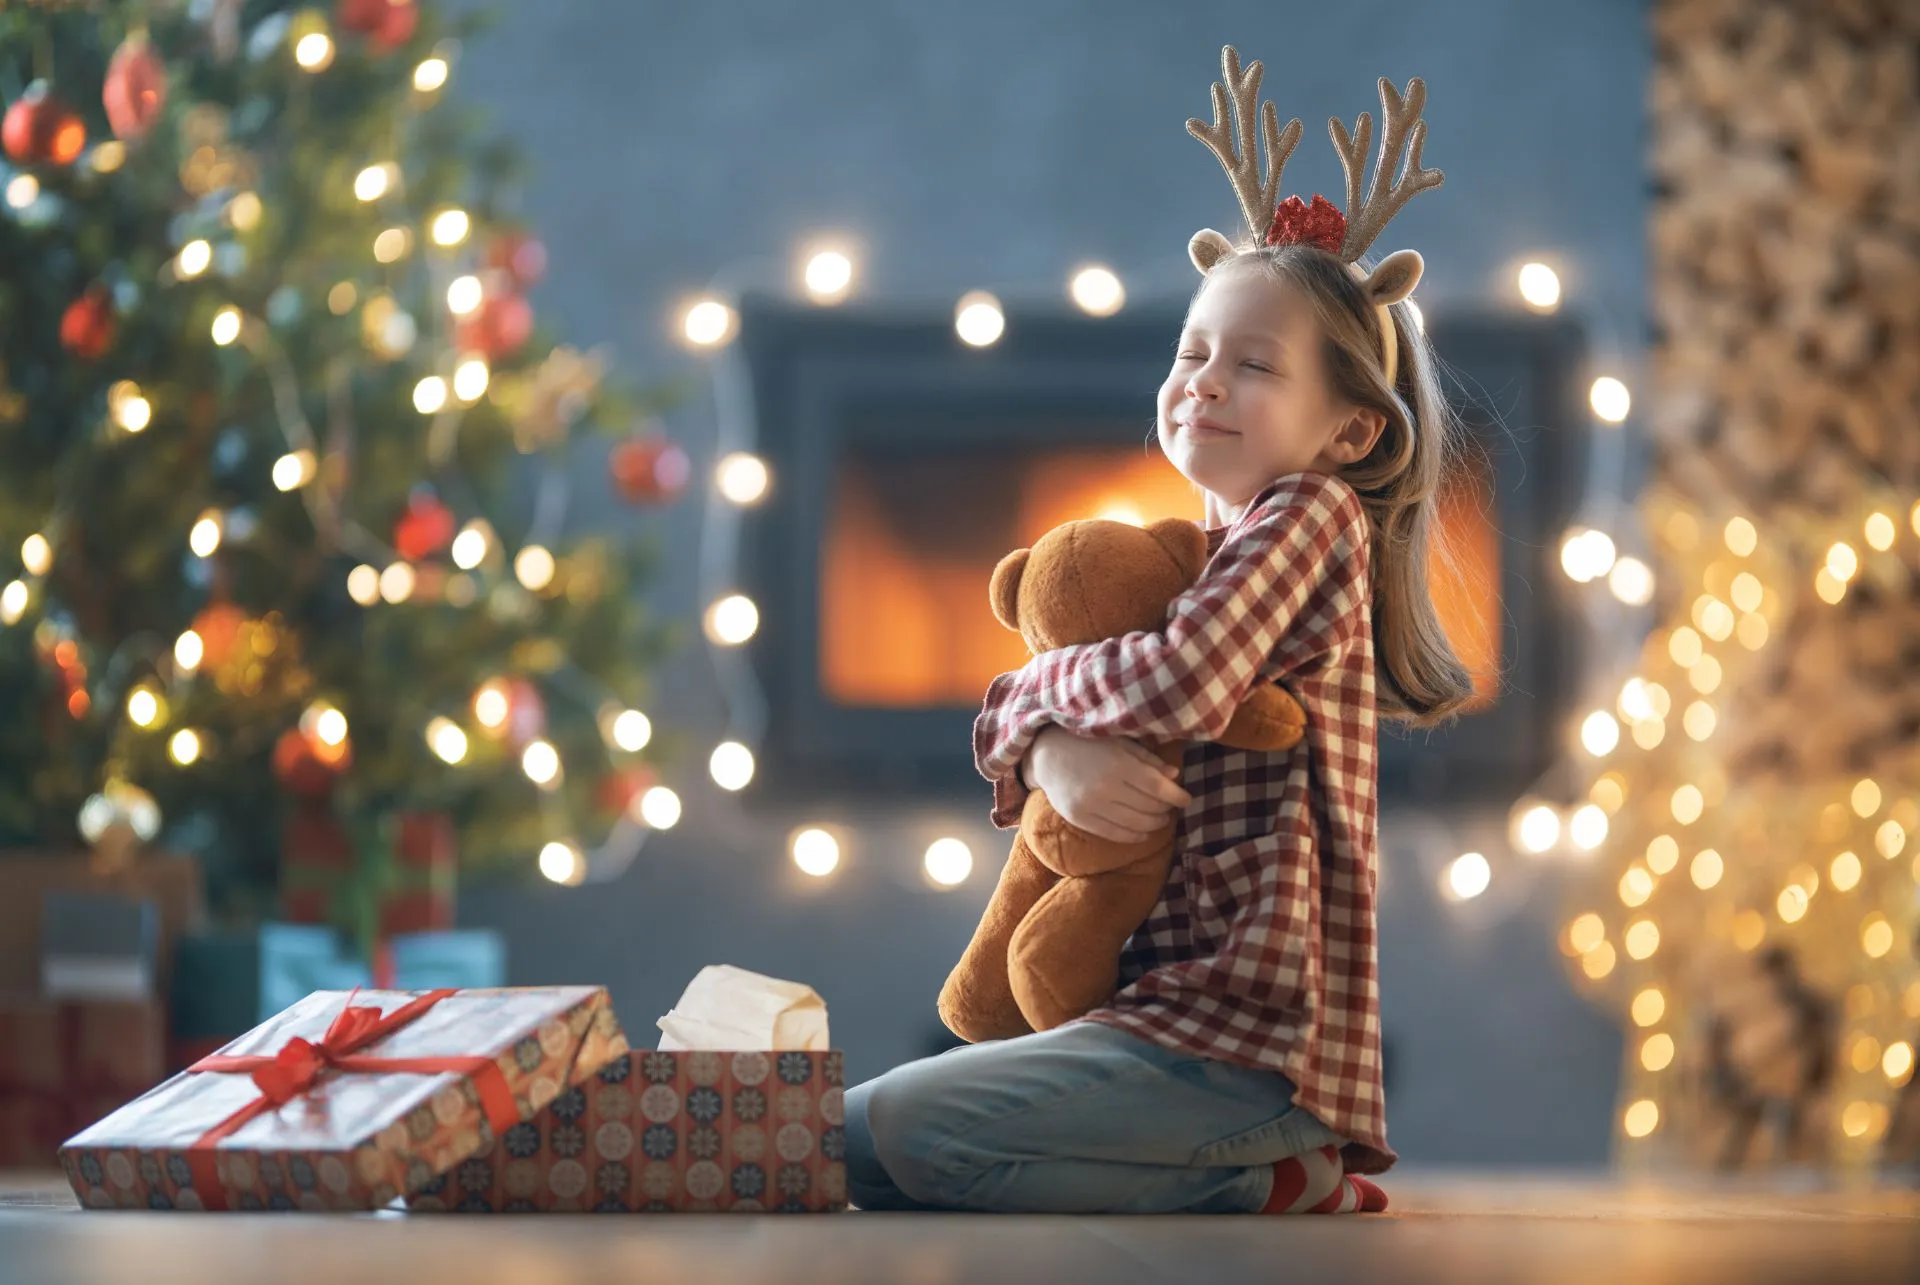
[{"left": 654, "top": 964, "right": 829, "bottom": 1051}]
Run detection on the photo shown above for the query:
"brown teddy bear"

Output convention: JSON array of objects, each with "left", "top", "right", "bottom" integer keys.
[{"left": 938, "top": 517, "right": 1308, "bottom": 1043}]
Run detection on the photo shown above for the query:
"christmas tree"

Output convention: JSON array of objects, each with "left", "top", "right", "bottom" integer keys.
[{"left": 0, "top": 0, "right": 685, "bottom": 921}]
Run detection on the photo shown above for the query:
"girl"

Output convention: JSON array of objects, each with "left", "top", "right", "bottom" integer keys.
[{"left": 844, "top": 49, "right": 1475, "bottom": 1215}]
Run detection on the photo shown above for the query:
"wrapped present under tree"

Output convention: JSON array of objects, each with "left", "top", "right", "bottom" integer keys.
[
  {"left": 169, "top": 922, "right": 506, "bottom": 1069},
  {"left": 280, "top": 806, "right": 456, "bottom": 958},
  {"left": 0, "top": 998, "right": 166, "bottom": 1169}
]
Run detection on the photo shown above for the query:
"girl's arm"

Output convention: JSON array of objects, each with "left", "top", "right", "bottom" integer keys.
[{"left": 974, "top": 472, "right": 1368, "bottom": 794}]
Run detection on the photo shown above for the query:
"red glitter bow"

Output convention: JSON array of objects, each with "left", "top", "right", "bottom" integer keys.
[{"left": 1265, "top": 194, "right": 1347, "bottom": 254}]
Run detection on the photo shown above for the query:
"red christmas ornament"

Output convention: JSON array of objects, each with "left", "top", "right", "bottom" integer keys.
[
  {"left": 393, "top": 492, "right": 455, "bottom": 562},
  {"left": 595, "top": 764, "right": 658, "bottom": 819},
  {"left": 1266, "top": 193, "right": 1347, "bottom": 254},
  {"left": 103, "top": 37, "right": 168, "bottom": 140},
  {"left": 336, "top": 0, "right": 394, "bottom": 32},
  {"left": 369, "top": 1, "right": 418, "bottom": 53},
  {"left": 455, "top": 292, "right": 533, "bottom": 361},
  {"left": 59, "top": 287, "right": 117, "bottom": 361},
  {"left": 610, "top": 434, "right": 691, "bottom": 505},
  {"left": 3, "top": 83, "right": 86, "bottom": 166},
  {"left": 274, "top": 727, "right": 351, "bottom": 799},
  {"left": 485, "top": 231, "right": 547, "bottom": 291},
  {"left": 190, "top": 601, "right": 247, "bottom": 670}
]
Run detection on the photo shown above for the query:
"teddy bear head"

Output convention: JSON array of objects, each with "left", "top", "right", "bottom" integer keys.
[{"left": 989, "top": 518, "right": 1210, "bottom": 655}]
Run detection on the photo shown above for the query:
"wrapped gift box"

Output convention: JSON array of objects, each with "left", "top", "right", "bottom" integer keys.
[
  {"left": 169, "top": 924, "right": 506, "bottom": 1058},
  {"left": 40, "top": 890, "right": 162, "bottom": 1001},
  {"left": 61, "top": 986, "right": 626, "bottom": 1210},
  {"left": 0, "top": 853, "right": 204, "bottom": 995},
  {"left": 280, "top": 809, "right": 454, "bottom": 939},
  {"left": 407, "top": 1049, "right": 846, "bottom": 1213},
  {"left": 0, "top": 999, "right": 166, "bottom": 1169}
]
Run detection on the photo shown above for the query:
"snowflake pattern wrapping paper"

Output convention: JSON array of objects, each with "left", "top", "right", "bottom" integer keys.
[
  {"left": 59, "top": 986, "right": 627, "bottom": 1211},
  {"left": 407, "top": 1048, "right": 847, "bottom": 1213}
]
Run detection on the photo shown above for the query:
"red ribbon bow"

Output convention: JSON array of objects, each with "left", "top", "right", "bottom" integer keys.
[
  {"left": 1265, "top": 193, "right": 1347, "bottom": 254},
  {"left": 185, "top": 989, "right": 517, "bottom": 1210},
  {"left": 244, "top": 999, "right": 386, "bottom": 1105}
]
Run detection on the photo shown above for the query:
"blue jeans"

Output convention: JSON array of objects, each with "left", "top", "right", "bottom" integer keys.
[{"left": 844, "top": 1020, "right": 1345, "bottom": 1213}]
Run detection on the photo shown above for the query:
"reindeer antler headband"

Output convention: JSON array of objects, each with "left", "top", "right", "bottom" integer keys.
[{"left": 1186, "top": 46, "right": 1442, "bottom": 388}]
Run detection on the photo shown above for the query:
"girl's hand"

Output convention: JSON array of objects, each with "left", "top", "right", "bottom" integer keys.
[{"left": 1022, "top": 726, "right": 1192, "bottom": 843}]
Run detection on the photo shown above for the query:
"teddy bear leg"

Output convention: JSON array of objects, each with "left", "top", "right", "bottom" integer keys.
[
  {"left": 937, "top": 834, "right": 1056, "bottom": 1043},
  {"left": 1006, "top": 852, "right": 1173, "bottom": 1032},
  {"left": 1217, "top": 682, "right": 1307, "bottom": 753}
]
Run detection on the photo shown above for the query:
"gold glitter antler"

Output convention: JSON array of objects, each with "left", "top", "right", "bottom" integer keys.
[
  {"left": 1330, "top": 77, "right": 1444, "bottom": 262},
  {"left": 1185, "top": 46, "right": 1302, "bottom": 271}
]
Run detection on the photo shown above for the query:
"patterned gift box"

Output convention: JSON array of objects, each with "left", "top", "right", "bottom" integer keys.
[
  {"left": 60, "top": 986, "right": 626, "bottom": 1210},
  {"left": 407, "top": 1049, "right": 847, "bottom": 1213}
]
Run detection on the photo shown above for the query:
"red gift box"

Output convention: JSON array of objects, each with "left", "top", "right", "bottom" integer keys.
[
  {"left": 61, "top": 986, "right": 626, "bottom": 1211},
  {"left": 407, "top": 1049, "right": 847, "bottom": 1213},
  {"left": 276, "top": 807, "right": 353, "bottom": 928},
  {"left": 0, "top": 998, "right": 166, "bottom": 1169},
  {"left": 280, "top": 809, "right": 455, "bottom": 940},
  {"left": 380, "top": 813, "right": 455, "bottom": 938}
]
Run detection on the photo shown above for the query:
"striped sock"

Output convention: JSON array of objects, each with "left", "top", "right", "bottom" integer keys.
[{"left": 1259, "top": 1145, "right": 1390, "bottom": 1215}]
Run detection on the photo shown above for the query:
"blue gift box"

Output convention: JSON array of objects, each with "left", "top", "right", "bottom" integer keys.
[{"left": 170, "top": 924, "right": 507, "bottom": 1042}]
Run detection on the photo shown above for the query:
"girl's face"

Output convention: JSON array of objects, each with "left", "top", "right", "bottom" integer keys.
[{"left": 1156, "top": 264, "right": 1382, "bottom": 519}]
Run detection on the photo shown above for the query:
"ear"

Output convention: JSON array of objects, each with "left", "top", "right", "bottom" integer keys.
[
  {"left": 1145, "top": 518, "right": 1209, "bottom": 581},
  {"left": 1322, "top": 407, "right": 1388, "bottom": 465},
  {"left": 1362, "top": 249, "right": 1423, "bottom": 305},
  {"left": 1188, "top": 229, "right": 1237, "bottom": 275},
  {"left": 988, "top": 548, "right": 1030, "bottom": 631}
]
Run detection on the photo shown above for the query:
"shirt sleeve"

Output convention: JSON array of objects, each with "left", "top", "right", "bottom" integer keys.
[
  {"left": 974, "top": 670, "right": 1032, "bottom": 829},
  {"left": 971, "top": 472, "right": 1367, "bottom": 803}
]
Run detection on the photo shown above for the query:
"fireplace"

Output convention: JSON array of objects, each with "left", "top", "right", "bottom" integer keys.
[{"left": 728, "top": 298, "right": 1589, "bottom": 810}]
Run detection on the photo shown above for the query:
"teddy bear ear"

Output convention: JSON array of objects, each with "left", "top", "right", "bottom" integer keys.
[
  {"left": 988, "top": 548, "right": 1030, "bottom": 631},
  {"left": 1145, "top": 518, "right": 1208, "bottom": 580}
]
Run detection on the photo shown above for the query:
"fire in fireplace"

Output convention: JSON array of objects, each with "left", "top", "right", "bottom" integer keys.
[
  {"left": 820, "top": 442, "right": 1501, "bottom": 715},
  {"left": 727, "top": 299, "right": 1587, "bottom": 810}
]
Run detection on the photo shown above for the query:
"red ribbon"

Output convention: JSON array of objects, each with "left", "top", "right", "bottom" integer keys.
[{"left": 184, "top": 989, "right": 519, "bottom": 1210}]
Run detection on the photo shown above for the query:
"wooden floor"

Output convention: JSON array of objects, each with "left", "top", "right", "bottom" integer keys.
[{"left": 3, "top": 1169, "right": 1916, "bottom": 1284}]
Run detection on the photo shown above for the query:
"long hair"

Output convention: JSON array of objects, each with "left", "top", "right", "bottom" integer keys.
[{"left": 1202, "top": 244, "right": 1478, "bottom": 727}]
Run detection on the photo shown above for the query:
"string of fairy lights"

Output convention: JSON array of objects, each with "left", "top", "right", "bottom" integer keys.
[
  {"left": 1, "top": 7, "right": 1672, "bottom": 911},
  {"left": 668, "top": 241, "right": 1656, "bottom": 900}
]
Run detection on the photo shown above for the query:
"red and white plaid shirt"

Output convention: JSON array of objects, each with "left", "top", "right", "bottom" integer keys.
[{"left": 972, "top": 470, "right": 1392, "bottom": 1175}]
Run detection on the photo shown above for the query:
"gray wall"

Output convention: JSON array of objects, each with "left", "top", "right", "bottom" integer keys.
[{"left": 452, "top": 0, "right": 1646, "bottom": 1167}]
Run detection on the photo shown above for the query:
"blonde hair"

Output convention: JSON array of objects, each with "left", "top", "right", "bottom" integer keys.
[{"left": 1200, "top": 244, "right": 1477, "bottom": 727}]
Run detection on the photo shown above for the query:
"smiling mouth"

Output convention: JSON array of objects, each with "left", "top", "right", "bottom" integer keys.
[{"left": 1183, "top": 419, "right": 1238, "bottom": 436}]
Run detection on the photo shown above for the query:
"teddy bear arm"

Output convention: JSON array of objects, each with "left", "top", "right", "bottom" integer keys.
[
  {"left": 1025, "top": 791, "right": 1175, "bottom": 877},
  {"left": 1215, "top": 682, "right": 1307, "bottom": 753}
]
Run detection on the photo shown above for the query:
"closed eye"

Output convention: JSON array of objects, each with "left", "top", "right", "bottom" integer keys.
[
  {"left": 1241, "top": 360, "right": 1274, "bottom": 373},
  {"left": 1175, "top": 350, "right": 1203, "bottom": 361}
]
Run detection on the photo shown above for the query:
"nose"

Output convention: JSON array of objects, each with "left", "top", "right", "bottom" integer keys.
[{"left": 1184, "top": 356, "right": 1225, "bottom": 403}]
